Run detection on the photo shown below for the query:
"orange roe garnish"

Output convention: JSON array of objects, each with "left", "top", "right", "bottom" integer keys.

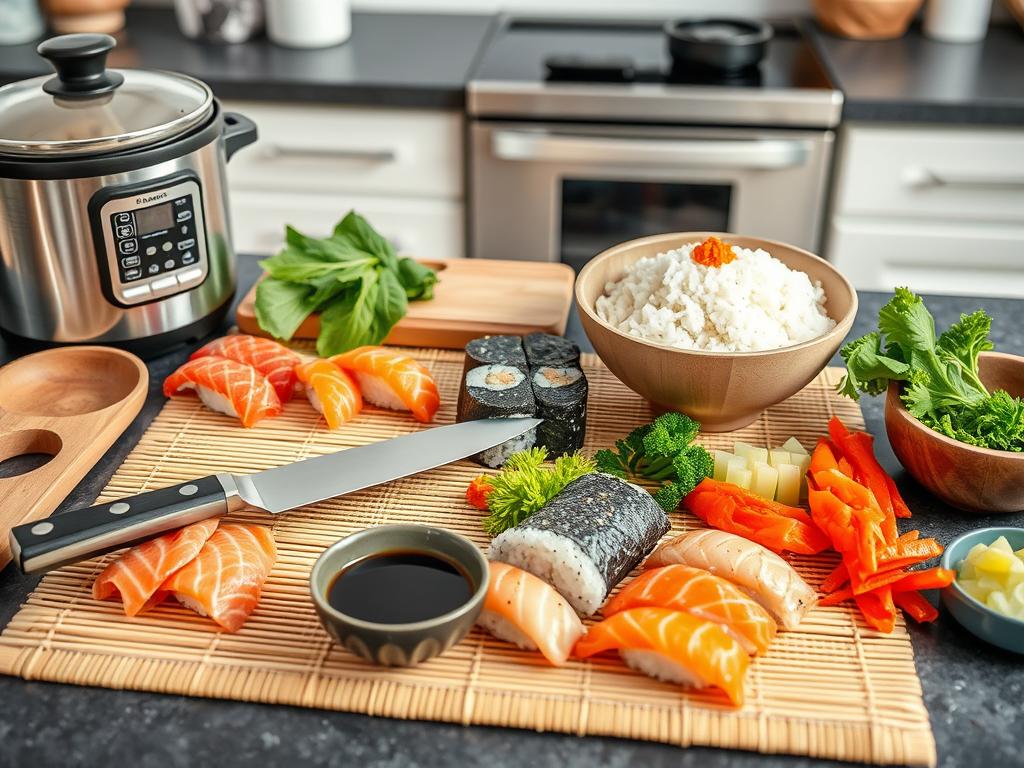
[{"left": 691, "top": 236, "right": 737, "bottom": 268}]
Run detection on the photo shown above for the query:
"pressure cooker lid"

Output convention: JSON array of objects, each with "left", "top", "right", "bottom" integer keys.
[{"left": 0, "top": 34, "right": 214, "bottom": 158}]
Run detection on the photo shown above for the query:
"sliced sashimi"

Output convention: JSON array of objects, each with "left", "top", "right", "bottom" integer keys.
[
  {"left": 295, "top": 359, "right": 362, "bottom": 429},
  {"left": 603, "top": 564, "right": 777, "bottom": 655},
  {"left": 92, "top": 519, "right": 219, "bottom": 617},
  {"left": 574, "top": 607, "right": 749, "bottom": 707},
  {"left": 162, "top": 524, "right": 277, "bottom": 632},
  {"left": 331, "top": 346, "right": 440, "bottom": 423},
  {"left": 645, "top": 529, "right": 817, "bottom": 631},
  {"left": 163, "top": 355, "right": 282, "bottom": 428},
  {"left": 477, "top": 561, "right": 586, "bottom": 666},
  {"left": 191, "top": 334, "right": 303, "bottom": 403}
]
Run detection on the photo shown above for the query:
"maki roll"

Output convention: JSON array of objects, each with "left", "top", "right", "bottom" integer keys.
[
  {"left": 457, "top": 364, "right": 537, "bottom": 467},
  {"left": 463, "top": 335, "right": 528, "bottom": 376},
  {"left": 489, "top": 473, "right": 669, "bottom": 616},
  {"left": 523, "top": 333, "right": 580, "bottom": 368},
  {"left": 531, "top": 365, "right": 588, "bottom": 457}
]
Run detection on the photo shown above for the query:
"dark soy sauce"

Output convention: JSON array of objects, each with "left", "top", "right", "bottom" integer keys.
[{"left": 327, "top": 550, "right": 472, "bottom": 624}]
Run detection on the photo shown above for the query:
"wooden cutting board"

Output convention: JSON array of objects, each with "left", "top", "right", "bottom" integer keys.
[{"left": 236, "top": 259, "right": 576, "bottom": 349}]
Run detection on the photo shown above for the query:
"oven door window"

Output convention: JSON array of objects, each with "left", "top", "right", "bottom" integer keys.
[{"left": 559, "top": 179, "right": 732, "bottom": 271}]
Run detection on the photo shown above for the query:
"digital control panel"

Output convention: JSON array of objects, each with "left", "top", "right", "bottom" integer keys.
[{"left": 94, "top": 176, "right": 208, "bottom": 307}]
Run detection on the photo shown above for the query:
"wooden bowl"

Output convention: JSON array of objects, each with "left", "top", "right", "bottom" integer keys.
[
  {"left": 575, "top": 232, "right": 857, "bottom": 432},
  {"left": 885, "top": 352, "right": 1024, "bottom": 514},
  {"left": 812, "top": 0, "right": 923, "bottom": 40}
]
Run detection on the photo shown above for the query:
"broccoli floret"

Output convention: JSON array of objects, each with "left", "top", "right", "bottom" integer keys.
[
  {"left": 652, "top": 483, "right": 685, "bottom": 512},
  {"left": 641, "top": 412, "right": 700, "bottom": 457}
]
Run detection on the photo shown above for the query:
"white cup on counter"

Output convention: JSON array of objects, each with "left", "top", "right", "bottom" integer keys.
[
  {"left": 923, "top": 0, "right": 993, "bottom": 43},
  {"left": 266, "top": 0, "right": 351, "bottom": 48}
]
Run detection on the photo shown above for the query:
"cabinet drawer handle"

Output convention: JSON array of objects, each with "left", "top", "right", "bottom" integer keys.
[
  {"left": 905, "top": 168, "right": 1024, "bottom": 191},
  {"left": 262, "top": 145, "right": 397, "bottom": 163}
]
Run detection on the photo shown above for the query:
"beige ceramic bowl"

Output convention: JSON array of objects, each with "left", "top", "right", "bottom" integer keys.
[
  {"left": 576, "top": 232, "right": 857, "bottom": 432},
  {"left": 886, "top": 352, "right": 1024, "bottom": 514}
]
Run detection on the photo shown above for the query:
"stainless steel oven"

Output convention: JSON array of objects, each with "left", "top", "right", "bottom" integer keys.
[
  {"left": 471, "top": 122, "right": 833, "bottom": 269},
  {"left": 467, "top": 17, "right": 842, "bottom": 269}
]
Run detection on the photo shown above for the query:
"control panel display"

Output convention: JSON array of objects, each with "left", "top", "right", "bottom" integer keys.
[{"left": 95, "top": 175, "right": 208, "bottom": 307}]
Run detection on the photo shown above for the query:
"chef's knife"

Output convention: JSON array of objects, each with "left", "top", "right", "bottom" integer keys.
[{"left": 10, "top": 417, "right": 541, "bottom": 574}]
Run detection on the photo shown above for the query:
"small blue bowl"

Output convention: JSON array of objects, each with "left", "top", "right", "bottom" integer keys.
[{"left": 940, "top": 527, "right": 1024, "bottom": 655}]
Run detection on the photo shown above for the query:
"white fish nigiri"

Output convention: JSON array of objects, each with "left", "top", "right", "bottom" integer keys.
[{"left": 645, "top": 529, "right": 817, "bottom": 630}]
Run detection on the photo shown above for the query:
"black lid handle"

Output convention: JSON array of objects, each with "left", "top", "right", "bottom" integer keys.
[{"left": 38, "top": 34, "right": 125, "bottom": 98}]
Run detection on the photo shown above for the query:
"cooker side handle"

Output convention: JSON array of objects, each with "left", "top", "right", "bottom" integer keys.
[{"left": 223, "top": 112, "right": 258, "bottom": 161}]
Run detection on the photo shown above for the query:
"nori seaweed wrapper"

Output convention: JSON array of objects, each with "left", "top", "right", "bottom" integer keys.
[
  {"left": 523, "top": 333, "right": 581, "bottom": 368},
  {"left": 457, "top": 365, "right": 538, "bottom": 466},
  {"left": 515, "top": 473, "right": 669, "bottom": 594},
  {"left": 531, "top": 366, "right": 588, "bottom": 457},
  {"left": 463, "top": 336, "right": 528, "bottom": 377}
]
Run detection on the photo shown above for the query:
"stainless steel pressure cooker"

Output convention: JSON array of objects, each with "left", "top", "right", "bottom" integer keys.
[{"left": 0, "top": 34, "right": 257, "bottom": 353}]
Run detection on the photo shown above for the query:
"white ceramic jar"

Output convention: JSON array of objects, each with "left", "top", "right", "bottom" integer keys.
[
  {"left": 923, "top": 0, "right": 993, "bottom": 43},
  {"left": 266, "top": 0, "right": 351, "bottom": 48}
]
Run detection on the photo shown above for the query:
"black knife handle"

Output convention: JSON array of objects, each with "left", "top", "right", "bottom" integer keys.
[{"left": 10, "top": 474, "right": 243, "bottom": 575}]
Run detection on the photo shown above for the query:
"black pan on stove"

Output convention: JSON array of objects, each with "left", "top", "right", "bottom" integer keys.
[{"left": 665, "top": 17, "right": 773, "bottom": 74}]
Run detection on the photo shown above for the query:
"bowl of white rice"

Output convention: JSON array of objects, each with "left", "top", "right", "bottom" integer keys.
[{"left": 576, "top": 232, "right": 857, "bottom": 431}]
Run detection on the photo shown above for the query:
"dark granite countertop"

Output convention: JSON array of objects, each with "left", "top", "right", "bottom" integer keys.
[
  {"left": 807, "top": 22, "right": 1024, "bottom": 126},
  {"left": 0, "top": 8, "right": 494, "bottom": 109},
  {"left": 0, "top": 256, "right": 1022, "bottom": 768}
]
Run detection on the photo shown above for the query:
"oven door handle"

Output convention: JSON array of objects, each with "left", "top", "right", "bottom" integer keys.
[{"left": 492, "top": 131, "right": 810, "bottom": 170}]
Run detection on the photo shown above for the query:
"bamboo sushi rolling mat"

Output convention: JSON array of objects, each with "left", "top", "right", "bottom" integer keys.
[{"left": 0, "top": 349, "right": 936, "bottom": 767}]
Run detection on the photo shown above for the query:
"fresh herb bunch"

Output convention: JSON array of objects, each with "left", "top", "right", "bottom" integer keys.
[
  {"left": 254, "top": 211, "right": 438, "bottom": 356},
  {"left": 483, "top": 448, "right": 595, "bottom": 536},
  {"left": 594, "top": 412, "right": 714, "bottom": 511},
  {"left": 839, "top": 288, "right": 1023, "bottom": 452}
]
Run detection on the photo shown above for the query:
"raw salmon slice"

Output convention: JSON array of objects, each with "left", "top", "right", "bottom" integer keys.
[
  {"left": 604, "top": 564, "right": 777, "bottom": 655},
  {"left": 476, "top": 561, "right": 585, "bottom": 666},
  {"left": 331, "top": 346, "right": 440, "bottom": 423},
  {"left": 574, "top": 607, "right": 750, "bottom": 707},
  {"left": 191, "top": 334, "right": 303, "bottom": 403},
  {"left": 163, "top": 355, "right": 282, "bottom": 428},
  {"left": 92, "top": 519, "right": 219, "bottom": 617},
  {"left": 162, "top": 524, "right": 277, "bottom": 633},
  {"left": 295, "top": 359, "right": 362, "bottom": 429}
]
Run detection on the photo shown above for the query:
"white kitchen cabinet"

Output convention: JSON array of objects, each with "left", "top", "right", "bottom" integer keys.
[
  {"left": 825, "top": 123, "right": 1024, "bottom": 297},
  {"left": 222, "top": 101, "right": 465, "bottom": 257}
]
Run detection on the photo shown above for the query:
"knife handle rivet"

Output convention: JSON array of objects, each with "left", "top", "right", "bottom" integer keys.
[
  {"left": 109, "top": 502, "right": 130, "bottom": 515},
  {"left": 179, "top": 484, "right": 199, "bottom": 497},
  {"left": 30, "top": 522, "right": 54, "bottom": 536}
]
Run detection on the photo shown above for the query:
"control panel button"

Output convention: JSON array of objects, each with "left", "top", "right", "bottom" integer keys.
[
  {"left": 164, "top": 258, "right": 176, "bottom": 270},
  {"left": 162, "top": 242, "right": 173, "bottom": 252},
  {"left": 147, "top": 263, "right": 160, "bottom": 275},
  {"left": 120, "top": 255, "right": 140, "bottom": 268},
  {"left": 180, "top": 250, "right": 196, "bottom": 265},
  {"left": 145, "top": 246, "right": 157, "bottom": 256},
  {"left": 116, "top": 224, "right": 135, "bottom": 238},
  {"left": 181, "top": 225, "right": 189, "bottom": 235},
  {"left": 176, "top": 210, "right": 192, "bottom": 223},
  {"left": 177, "top": 268, "right": 203, "bottom": 285},
  {"left": 122, "top": 283, "right": 152, "bottom": 300},
  {"left": 151, "top": 276, "right": 178, "bottom": 292},
  {"left": 118, "top": 239, "right": 138, "bottom": 255},
  {"left": 178, "top": 238, "right": 196, "bottom": 251},
  {"left": 116, "top": 212, "right": 133, "bottom": 224},
  {"left": 124, "top": 267, "right": 142, "bottom": 281}
]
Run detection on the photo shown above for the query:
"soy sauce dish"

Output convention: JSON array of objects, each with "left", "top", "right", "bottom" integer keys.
[{"left": 310, "top": 525, "right": 489, "bottom": 666}]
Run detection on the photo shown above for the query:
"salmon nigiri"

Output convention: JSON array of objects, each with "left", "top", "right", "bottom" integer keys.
[
  {"left": 574, "top": 607, "right": 749, "bottom": 707},
  {"left": 191, "top": 335, "right": 303, "bottom": 403},
  {"left": 295, "top": 359, "right": 362, "bottom": 429},
  {"left": 331, "top": 346, "right": 440, "bottom": 423},
  {"left": 645, "top": 529, "right": 817, "bottom": 631},
  {"left": 92, "top": 519, "right": 219, "bottom": 616},
  {"left": 162, "top": 524, "right": 277, "bottom": 632},
  {"left": 163, "top": 355, "right": 282, "bottom": 428},
  {"left": 477, "top": 561, "right": 585, "bottom": 666},
  {"left": 604, "top": 565, "right": 777, "bottom": 655}
]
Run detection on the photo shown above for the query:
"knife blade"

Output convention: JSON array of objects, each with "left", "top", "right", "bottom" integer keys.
[{"left": 10, "top": 417, "right": 541, "bottom": 575}]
